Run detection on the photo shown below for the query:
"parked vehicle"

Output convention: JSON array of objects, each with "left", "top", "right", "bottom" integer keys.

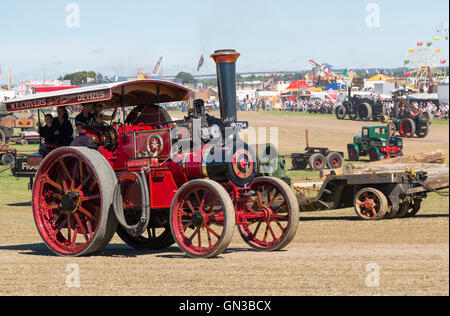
[{"left": 347, "top": 126, "right": 403, "bottom": 162}]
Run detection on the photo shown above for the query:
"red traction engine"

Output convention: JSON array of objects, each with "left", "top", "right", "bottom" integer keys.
[{"left": 31, "top": 50, "right": 299, "bottom": 257}]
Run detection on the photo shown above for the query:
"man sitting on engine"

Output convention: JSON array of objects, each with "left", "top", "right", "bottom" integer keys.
[{"left": 71, "top": 103, "right": 98, "bottom": 148}]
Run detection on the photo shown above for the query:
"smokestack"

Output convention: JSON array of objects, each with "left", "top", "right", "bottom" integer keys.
[{"left": 211, "top": 49, "right": 240, "bottom": 125}]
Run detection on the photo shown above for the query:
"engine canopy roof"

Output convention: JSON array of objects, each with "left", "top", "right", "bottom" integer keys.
[{"left": 4, "top": 79, "right": 191, "bottom": 113}]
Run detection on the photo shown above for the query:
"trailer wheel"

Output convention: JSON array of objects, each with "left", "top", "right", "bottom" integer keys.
[
  {"left": 32, "top": 147, "right": 118, "bottom": 256},
  {"left": 396, "top": 199, "right": 422, "bottom": 218},
  {"left": 335, "top": 106, "right": 346, "bottom": 120},
  {"left": 348, "top": 146, "right": 359, "bottom": 161},
  {"left": 384, "top": 204, "right": 400, "bottom": 219},
  {"left": 354, "top": 188, "right": 388, "bottom": 220},
  {"left": 309, "top": 153, "right": 326, "bottom": 170},
  {"left": 170, "top": 179, "right": 235, "bottom": 258},
  {"left": 357, "top": 103, "right": 372, "bottom": 121},
  {"left": 291, "top": 156, "right": 307, "bottom": 170},
  {"left": 238, "top": 177, "right": 299, "bottom": 251},
  {"left": 1, "top": 153, "right": 14, "bottom": 166},
  {"left": 326, "top": 152, "right": 343, "bottom": 169},
  {"left": 400, "top": 118, "right": 416, "bottom": 138}
]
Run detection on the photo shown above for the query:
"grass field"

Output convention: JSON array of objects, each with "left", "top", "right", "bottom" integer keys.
[{"left": 0, "top": 111, "right": 448, "bottom": 296}]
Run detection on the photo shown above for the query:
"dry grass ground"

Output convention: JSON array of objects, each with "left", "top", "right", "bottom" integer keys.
[{"left": 0, "top": 112, "right": 448, "bottom": 296}]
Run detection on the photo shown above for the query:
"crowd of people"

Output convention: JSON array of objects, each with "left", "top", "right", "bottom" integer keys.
[{"left": 162, "top": 97, "right": 450, "bottom": 119}]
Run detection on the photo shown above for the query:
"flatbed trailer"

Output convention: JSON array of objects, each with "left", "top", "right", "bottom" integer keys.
[{"left": 296, "top": 170, "right": 449, "bottom": 220}]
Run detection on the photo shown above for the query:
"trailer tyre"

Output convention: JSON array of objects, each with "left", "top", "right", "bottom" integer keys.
[
  {"left": 326, "top": 152, "right": 343, "bottom": 169},
  {"left": 1, "top": 153, "right": 14, "bottom": 166},
  {"left": 335, "top": 106, "right": 346, "bottom": 120},
  {"left": 396, "top": 199, "right": 422, "bottom": 218},
  {"left": 309, "top": 153, "right": 326, "bottom": 170},
  {"left": 354, "top": 188, "right": 388, "bottom": 220}
]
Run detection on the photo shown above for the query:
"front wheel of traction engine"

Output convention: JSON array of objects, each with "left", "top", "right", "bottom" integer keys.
[
  {"left": 238, "top": 177, "right": 299, "bottom": 251},
  {"left": 32, "top": 147, "right": 118, "bottom": 256},
  {"left": 170, "top": 179, "right": 235, "bottom": 258}
]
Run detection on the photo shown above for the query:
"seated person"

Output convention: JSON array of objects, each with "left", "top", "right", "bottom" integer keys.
[
  {"left": 53, "top": 106, "right": 74, "bottom": 146},
  {"left": 94, "top": 103, "right": 117, "bottom": 124},
  {"left": 71, "top": 103, "right": 98, "bottom": 148},
  {"left": 74, "top": 103, "right": 96, "bottom": 134},
  {"left": 38, "top": 114, "right": 58, "bottom": 151}
]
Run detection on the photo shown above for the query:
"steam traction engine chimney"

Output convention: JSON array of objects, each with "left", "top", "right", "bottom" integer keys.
[{"left": 211, "top": 49, "right": 240, "bottom": 125}]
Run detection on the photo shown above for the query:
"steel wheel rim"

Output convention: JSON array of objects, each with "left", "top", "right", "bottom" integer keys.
[
  {"left": 239, "top": 181, "right": 291, "bottom": 248},
  {"left": 171, "top": 184, "right": 227, "bottom": 256},
  {"left": 355, "top": 192, "right": 381, "bottom": 219},
  {"left": 33, "top": 150, "right": 102, "bottom": 255}
]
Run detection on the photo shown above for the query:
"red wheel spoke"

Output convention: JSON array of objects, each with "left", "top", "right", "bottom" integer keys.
[
  {"left": 82, "top": 194, "right": 100, "bottom": 202},
  {"left": 198, "top": 193, "right": 206, "bottom": 212},
  {"left": 45, "top": 204, "right": 59, "bottom": 211},
  {"left": 197, "top": 228, "right": 202, "bottom": 248},
  {"left": 77, "top": 173, "right": 93, "bottom": 191},
  {"left": 186, "top": 200, "right": 196, "bottom": 214},
  {"left": 204, "top": 224, "right": 220, "bottom": 239},
  {"left": 371, "top": 208, "right": 378, "bottom": 217},
  {"left": 67, "top": 215, "right": 72, "bottom": 243},
  {"left": 267, "top": 222, "right": 277, "bottom": 240},
  {"left": 206, "top": 228, "right": 212, "bottom": 248},
  {"left": 252, "top": 221, "right": 262, "bottom": 237},
  {"left": 74, "top": 214, "right": 89, "bottom": 242},
  {"left": 272, "top": 214, "right": 288, "bottom": 220},
  {"left": 255, "top": 191, "right": 264, "bottom": 208},
  {"left": 183, "top": 221, "right": 193, "bottom": 230},
  {"left": 71, "top": 161, "right": 79, "bottom": 189},
  {"left": 267, "top": 192, "right": 279, "bottom": 208},
  {"left": 262, "top": 224, "right": 269, "bottom": 242},
  {"left": 78, "top": 207, "right": 98, "bottom": 223},
  {"left": 188, "top": 227, "right": 201, "bottom": 242},
  {"left": 44, "top": 176, "right": 63, "bottom": 192},
  {"left": 273, "top": 219, "right": 285, "bottom": 232},
  {"left": 60, "top": 160, "right": 72, "bottom": 184}
]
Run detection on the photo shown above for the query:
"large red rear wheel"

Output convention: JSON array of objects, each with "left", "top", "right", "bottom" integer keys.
[
  {"left": 238, "top": 177, "right": 299, "bottom": 251},
  {"left": 32, "top": 147, "right": 118, "bottom": 256},
  {"left": 400, "top": 118, "right": 416, "bottom": 138},
  {"left": 170, "top": 179, "right": 235, "bottom": 258}
]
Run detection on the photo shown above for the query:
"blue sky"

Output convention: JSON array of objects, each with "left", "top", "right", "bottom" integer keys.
[{"left": 0, "top": 0, "right": 448, "bottom": 84}]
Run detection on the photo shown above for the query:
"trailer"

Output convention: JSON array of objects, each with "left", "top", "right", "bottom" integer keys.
[
  {"left": 285, "top": 129, "right": 344, "bottom": 171},
  {"left": 296, "top": 170, "right": 449, "bottom": 220}
]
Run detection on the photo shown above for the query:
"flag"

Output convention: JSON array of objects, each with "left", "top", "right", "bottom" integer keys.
[
  {"left": 197, "top": 55, "right": 205, "bottom": 71},
  {"left": 153, "top": 56, "right": 163, "bottom": 74},
  {"left": 376, "top": 69, "right": 380, "bottom": 74},
  {"left": 343, "top": 68, "right": 348, "bottom": 76},
  {"left": 365, "top": 69, "right": 369, "bottom": 74}
]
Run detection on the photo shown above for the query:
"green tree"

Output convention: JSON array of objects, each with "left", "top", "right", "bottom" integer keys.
[
  {"left": 59, "top": 71, "right": 97, "bottom": 85},
  {"left": 175, "top": 72, "right": 196, "bottom": 84}
]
